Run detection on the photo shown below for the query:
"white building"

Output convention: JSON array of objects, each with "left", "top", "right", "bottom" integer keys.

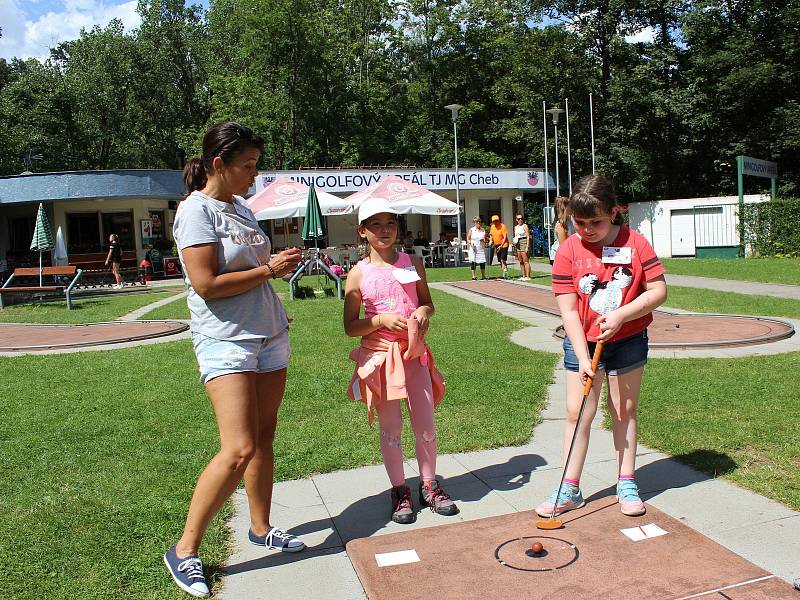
[{"left": 628, "top": 194, "right": 769, "bottom": 258}]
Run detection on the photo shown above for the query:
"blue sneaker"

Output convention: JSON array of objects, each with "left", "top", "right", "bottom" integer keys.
[
  {"left": 535, "top": 484, "right": 585, "bottom": 517},
  {"left": 163, "top": 545, "right": 210, "bottom": 598},
  {"left": 248, "top": 526, "right": 306, "bottom": 552},
  {"left": 617, "top": 479, "right": 646, "bottom": 516}
]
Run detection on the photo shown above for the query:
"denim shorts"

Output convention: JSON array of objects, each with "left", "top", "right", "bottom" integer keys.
[
  {"left": 191, "top": 329, "right": 291, "bottom": 384},
  {"left": 563, "top": 330, "right": 648, "bottom": 376}
]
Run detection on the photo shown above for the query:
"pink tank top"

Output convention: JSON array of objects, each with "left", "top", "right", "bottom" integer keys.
[{"left": 359, "top": 252, "right": 420, "bottom": 331}]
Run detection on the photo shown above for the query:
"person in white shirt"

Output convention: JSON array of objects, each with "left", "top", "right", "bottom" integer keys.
[{"left": 466, "top": 216, "right": 488, "bottom": 280}]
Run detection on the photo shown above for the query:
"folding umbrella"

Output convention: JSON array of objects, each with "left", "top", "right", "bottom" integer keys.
[
  {"left": 302, "top": 182, "right": 326, "bottom": 242},
  {"left": 344, "top": 175, "right": 460, "bottom": 215},
  {"left": 54, "top": 226, "right": 68, "bottom": 266},
  {"left": 286, "top": 183, "right": 344, "bottom": 300},
  {"left": 30, "top": 203, "right": 54, "bottom": 286}
]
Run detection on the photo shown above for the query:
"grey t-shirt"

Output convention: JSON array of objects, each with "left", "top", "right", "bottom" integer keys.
[{"left": 173, "top": 191, "right": 289, "bottom": 340}]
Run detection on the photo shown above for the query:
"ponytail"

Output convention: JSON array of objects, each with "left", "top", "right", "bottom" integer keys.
[{"left": 183, "top": 157, "right": 207, "bottom": 194}]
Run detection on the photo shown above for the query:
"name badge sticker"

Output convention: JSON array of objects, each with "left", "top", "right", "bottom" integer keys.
[
  {"left": 602, "top": 246, "right": 632, "bottom": 264},
  {"left": 393, "top": 268, "right": 421, "bottom": 284}
]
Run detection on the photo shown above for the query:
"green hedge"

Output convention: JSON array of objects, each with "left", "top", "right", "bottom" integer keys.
[{"left": 741, "top": 198, "right": 800, "bottom": 257}]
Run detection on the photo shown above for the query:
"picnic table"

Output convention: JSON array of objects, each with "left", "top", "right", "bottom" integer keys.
[{"left": 0, "top": 266, "right": 84, "bottom": 309}]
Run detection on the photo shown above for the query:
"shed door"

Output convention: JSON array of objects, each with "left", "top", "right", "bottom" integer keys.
[{"left": 670, "top": 209, "right": 695, "bottom": 256}]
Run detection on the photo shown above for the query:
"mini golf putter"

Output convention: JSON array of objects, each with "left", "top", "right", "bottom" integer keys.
[{"left": 536, "top": 341, "right": 605, "bottom": 531}]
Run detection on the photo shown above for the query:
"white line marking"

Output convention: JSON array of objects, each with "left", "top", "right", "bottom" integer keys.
[
  {"left": 374, "top": 549, "right": 420, "bottom": 567},
  {"left": 672, "top": 574, "right": 776, "bottom": 599},
  {"left": 620, "top": 523, "right": 668, "bottom": 541}
]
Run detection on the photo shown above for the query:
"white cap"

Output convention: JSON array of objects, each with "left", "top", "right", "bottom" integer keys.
[{"left": 358, "top": 197, "right": 399, "bottom": 224}]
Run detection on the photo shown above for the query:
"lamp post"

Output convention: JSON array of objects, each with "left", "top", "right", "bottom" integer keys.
[
  {"left": 445, "top": 103, "right": 464, "bottom": 265},
  {"left": 546, "top": 107, "right": 564, "bottom": 197}
]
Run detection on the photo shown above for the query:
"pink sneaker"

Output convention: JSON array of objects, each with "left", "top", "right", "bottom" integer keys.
[{"left": 617, "top": 479, "right": 646, "bottom": 516}]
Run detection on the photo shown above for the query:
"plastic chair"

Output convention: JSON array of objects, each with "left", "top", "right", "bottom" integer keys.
[
  {"left": 411, "top": 246, "right": 433, "bottom": 267},
  {"left": 443, "top": 246, "right": 458, "bottom": 267}
]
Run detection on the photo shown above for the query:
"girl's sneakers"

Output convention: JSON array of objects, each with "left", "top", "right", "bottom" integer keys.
[
  {"left": 535, "top": 484, "right": 585, "bottom": 517},
  {"left": 163, "top": 545, "right": 210, "bottom": 598},
  {"left": 419, "top": 479, "right": 459, "bottom": 516},
  {"left": 617, "top": 479, "right": 646, "bottom": 516},
  {"left": 390, "top": 484, "right": 416, "bottom": 524},
  {"left": 248, "top": 526, "right": 306, "bottom": 552}
]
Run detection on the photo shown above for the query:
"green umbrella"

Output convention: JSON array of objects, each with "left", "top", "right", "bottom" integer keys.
[
  {"left": 30, "top": 203, "right": 54, "bottom": 286},
  {"left": 301, "top": 182, "right": 326, "bottom": 241}
]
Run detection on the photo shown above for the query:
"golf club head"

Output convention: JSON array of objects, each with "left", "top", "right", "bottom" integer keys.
[{"left": 535, "top": 518, "right": 564, "bottom": 530}]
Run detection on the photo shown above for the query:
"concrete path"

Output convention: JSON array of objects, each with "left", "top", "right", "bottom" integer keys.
[{"left": 219, "top": 281, "right": 800, "bottom": 599}]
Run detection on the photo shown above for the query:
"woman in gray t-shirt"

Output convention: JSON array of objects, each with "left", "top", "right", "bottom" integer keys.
[{"left": 163, "top": 122, "right": 305, "bottom": 598}]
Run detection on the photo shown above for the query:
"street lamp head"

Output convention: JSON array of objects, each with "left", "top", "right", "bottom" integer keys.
[
  {"left": 546, "top": 107, "right": 564, "bottom": 125},
  {"left": 444, "top": 103, "right": 463, "bottom": 122}
]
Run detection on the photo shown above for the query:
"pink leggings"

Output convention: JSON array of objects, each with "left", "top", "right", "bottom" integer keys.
[{"left": 375, "top": 357, "right": 437, "bottom": 487}]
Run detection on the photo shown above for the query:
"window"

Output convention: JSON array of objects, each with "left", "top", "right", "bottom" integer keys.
[
  {"left": 102, "top": 211, "right": 134, "bottom": 250},
  {"left": 67, "top": 213, "right": 101, "bottom": 254},
  {"left": 8, "top": 216, "right": 34, "bottom": 252}
]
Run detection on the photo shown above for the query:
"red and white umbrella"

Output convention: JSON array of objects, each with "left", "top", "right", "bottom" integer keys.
[
  {"left": 344, "top": 175, "right": 460, "bottom": 215},
  {"left": 247, "top": 177, "right": 353, "bottom": 220}
]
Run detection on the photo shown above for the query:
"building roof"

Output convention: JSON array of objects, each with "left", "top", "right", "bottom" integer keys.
[{"left": 0, "top": 170, "right": 185, "bottom": 204}]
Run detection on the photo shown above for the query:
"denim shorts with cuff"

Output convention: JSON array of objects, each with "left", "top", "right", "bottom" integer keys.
[
  {"left": 192, "top": 329, "right": 291, "bottom": 385},
  {"left": 563, "top": 330, "right": 648, "bottom": 376}
]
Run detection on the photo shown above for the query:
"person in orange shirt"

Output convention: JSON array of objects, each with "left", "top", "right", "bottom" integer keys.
[{"left": 489, "top": 215, "right": 510, "bottom": 278}]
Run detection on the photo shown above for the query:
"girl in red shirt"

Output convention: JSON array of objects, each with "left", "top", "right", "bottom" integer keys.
[{"left": 536, "top": 175, "right": 667, "bottom": 518}]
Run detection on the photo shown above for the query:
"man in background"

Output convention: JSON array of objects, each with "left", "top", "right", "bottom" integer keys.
[{"left": 489, "top": 215, "right": 510, "bottom": 278}]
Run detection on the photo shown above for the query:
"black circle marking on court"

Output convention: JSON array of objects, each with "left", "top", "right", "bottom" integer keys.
[{"left": 494, "top": 535, "right": 579, "bottom": 572}]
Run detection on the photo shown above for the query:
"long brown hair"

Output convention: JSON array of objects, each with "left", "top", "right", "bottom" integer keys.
[
  {"left": 569, "top": 174, "right": 623, "bottom": 225},
  {"left": 554, "top": 195, "right": 570, "bottom": 228},
  {"left": 183, "top": 122, "right": 265, "bottom": 193}
]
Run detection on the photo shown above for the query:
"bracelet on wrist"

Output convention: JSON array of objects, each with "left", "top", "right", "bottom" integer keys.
[{"left": 265, "top": 263, "right": 278, "bottom": 280}]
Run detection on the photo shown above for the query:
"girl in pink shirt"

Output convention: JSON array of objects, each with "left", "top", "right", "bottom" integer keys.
[
  {"left": 344, "top": 198, "right": 458, "bottom": 524},
  {"left": 536, "top": 175, "right": 667, "bottom": 519}
]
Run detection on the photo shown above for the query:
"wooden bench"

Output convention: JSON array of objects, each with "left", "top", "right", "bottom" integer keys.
[
  {"left": 0, "top": 266, "right": 84, "bottom": 309},
  {"left": 68, "top": 251, "right": 139, "bottom": 285}
]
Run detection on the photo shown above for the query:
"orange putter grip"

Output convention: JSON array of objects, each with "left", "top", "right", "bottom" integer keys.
[{"left": 582, "top": 342, "right": 605, "bottom": 396}]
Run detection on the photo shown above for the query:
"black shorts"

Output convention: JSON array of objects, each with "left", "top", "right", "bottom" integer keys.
[{"left": 495, "top": 246, "right": 508, "bottom": 262}]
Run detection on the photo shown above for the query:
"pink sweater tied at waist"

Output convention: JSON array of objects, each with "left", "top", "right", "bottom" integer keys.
[{"left": 347, "top": 320, "right": 445, "bottom": 425}]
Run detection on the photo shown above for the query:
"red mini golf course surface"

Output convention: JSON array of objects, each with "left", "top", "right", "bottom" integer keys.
[
  {"left": 448, "top": 280, "right": 794, "bottom": 349},
  {"left": 0, "top": 321, "right": 188, "bottom": 351},
  {"left": 347, "top": 496, "right": 796, "bottom": 599}
]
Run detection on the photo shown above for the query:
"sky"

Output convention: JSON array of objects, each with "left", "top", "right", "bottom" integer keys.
[{"left": 0, "top": 0, "right": 208, "bottom": 62}]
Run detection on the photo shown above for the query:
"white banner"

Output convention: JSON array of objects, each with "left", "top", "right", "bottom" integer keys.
[
  {"left": 740, "top": 156, "right": 778, "bottom": 179},
  {"left": 256, "top": 169, "right": 554, "bottom": 193}
]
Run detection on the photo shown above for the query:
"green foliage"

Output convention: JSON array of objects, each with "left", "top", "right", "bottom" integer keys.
[
  {"left": 0, "top": 0, "right": 799, "bottom": 198},
  {"left": 742, "top": 198, "right": 800, "bottom": 257}
]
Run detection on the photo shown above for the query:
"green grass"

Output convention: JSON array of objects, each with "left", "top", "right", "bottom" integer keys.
[
  {"left": 662, "top": 257, "right": 800, "bottom": 285},
  {"left": 637, "top": 353, "right": 800, "bottom": 510},
  {"left": 666, "top": 286, "right": 800, "bottom": 319},
  {"left": 0, "top": 290, "right": 556, "bottom": 599},
  {"left": 0, "top": 291, "right": 181, "bottom": 324}
]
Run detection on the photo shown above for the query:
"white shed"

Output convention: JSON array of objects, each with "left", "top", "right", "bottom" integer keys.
[{"left": 627, "top": 194, "right": 769, "bottom": 258}]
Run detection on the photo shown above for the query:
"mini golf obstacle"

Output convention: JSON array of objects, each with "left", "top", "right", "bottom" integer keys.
[
  {"left": 0, "top": 320, "right": 189, "bottom": 352},
  {"left": 449, "top": 280, "right": 794, "bottom": 349},
  {"left": 347, "top": 496, "right": 797, "bottom": 599}
]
